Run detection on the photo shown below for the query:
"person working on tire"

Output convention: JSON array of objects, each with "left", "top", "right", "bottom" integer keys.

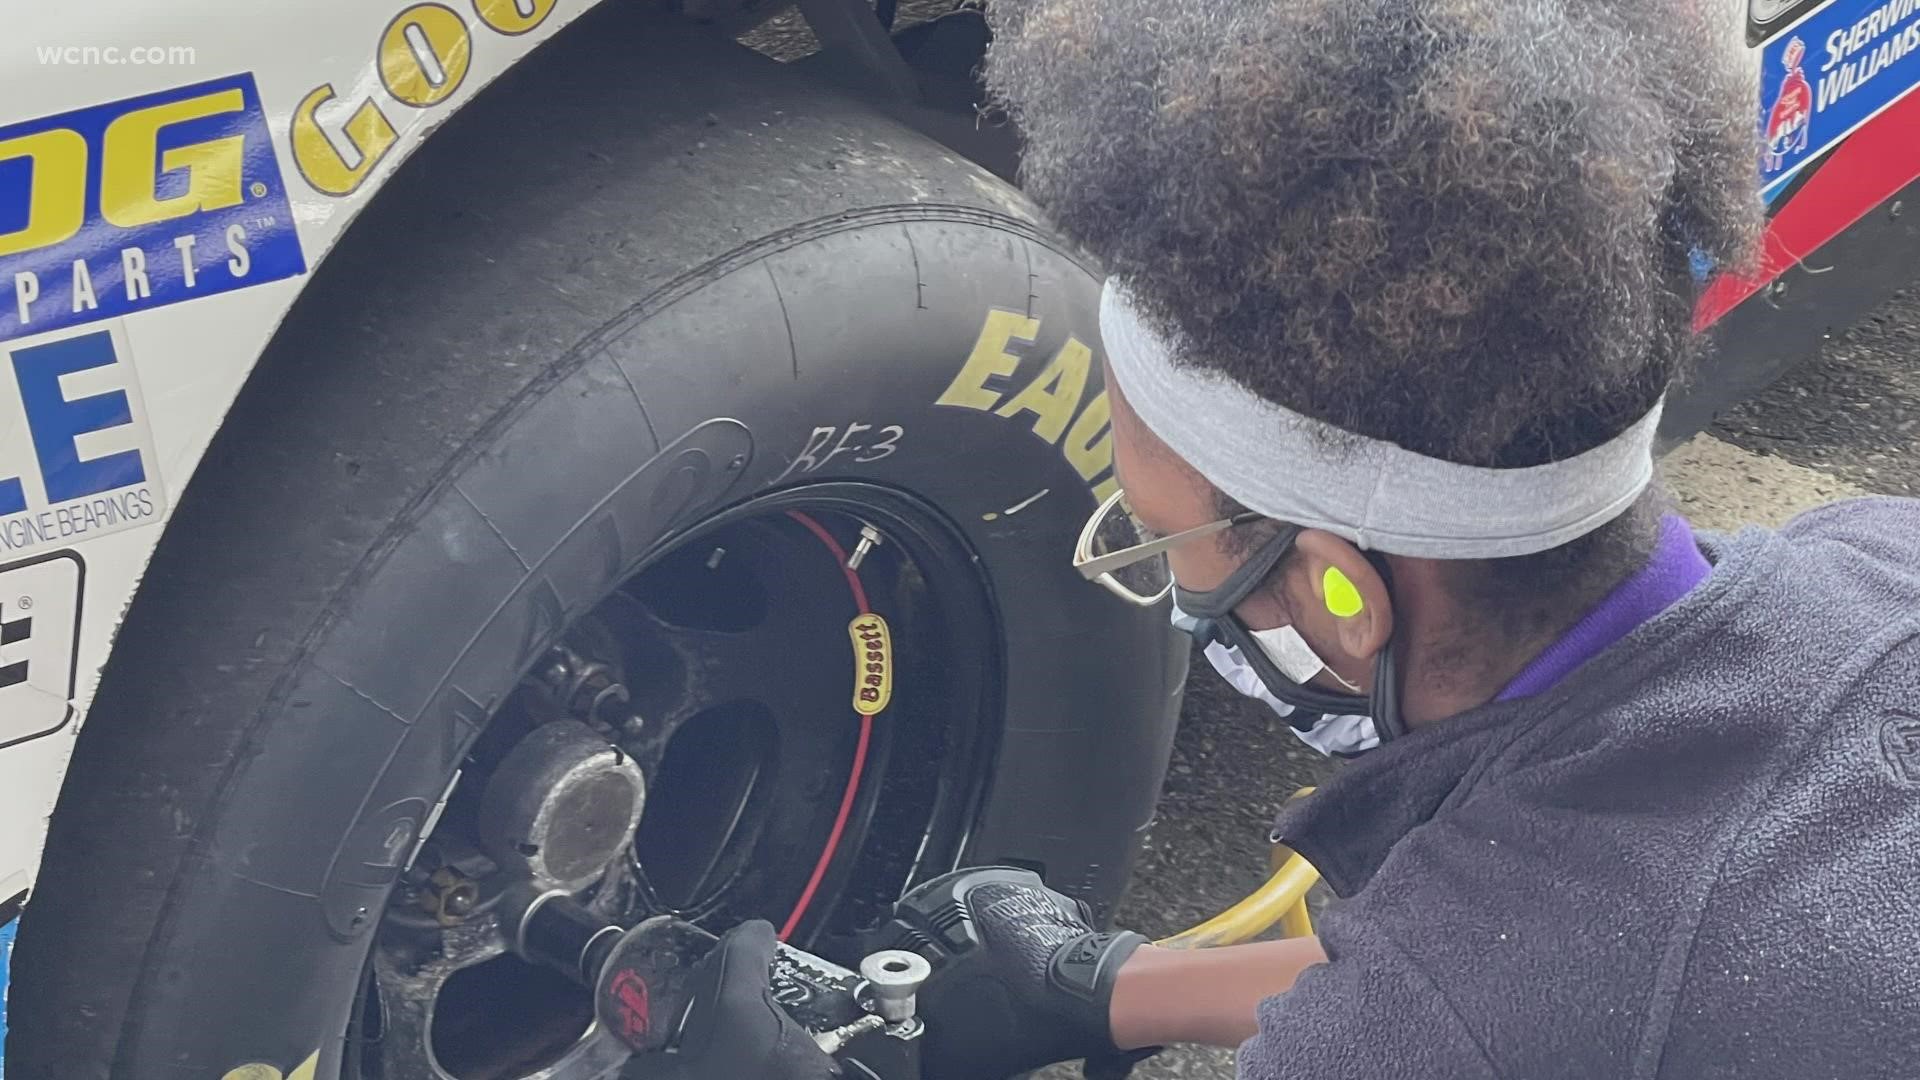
[{"left": 631, "top": 1, "right": 1920, "bottom": 1077}]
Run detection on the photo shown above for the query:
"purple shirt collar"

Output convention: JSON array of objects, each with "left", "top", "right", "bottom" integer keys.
[{"left": 1495, "top": 515, "right": 1710, "bottom": 701}]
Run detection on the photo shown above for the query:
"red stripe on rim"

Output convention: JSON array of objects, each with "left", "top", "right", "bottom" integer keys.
[{"left": 777, "top": 510, "right": 876, "bottom": 942}]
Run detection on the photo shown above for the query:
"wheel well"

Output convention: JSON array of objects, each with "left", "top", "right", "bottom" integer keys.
[{"left": 239, "top": 0, "right": 1026, "bottom": 418}]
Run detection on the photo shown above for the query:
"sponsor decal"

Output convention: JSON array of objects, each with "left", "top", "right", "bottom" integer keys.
[
  {"left": 0, "top": 74, "right": 306, "bottom": 342},
  {"left": 0, "top": 889, "right": 19, "bottom": 1080},
  {"left": 848, "top": 613, "right": 893, "bottom": 716},
  {"left": 1762, "top": 37, "right": 1815, "bottom": 173},
  {"left": 934, "top": 310, "right": 1118, "bottom": 502},
  {"left": 1759, "top": 0, "right": 1920, "bottom": 198},
  {"left": 0, "top": 550, "right": 84, "bottom": 749},
  {"left": 293, "top": 0, "right": 560, "bottom": 196},
  {"left": 0, "top": 325, "right": 165, "bottom": 557}
]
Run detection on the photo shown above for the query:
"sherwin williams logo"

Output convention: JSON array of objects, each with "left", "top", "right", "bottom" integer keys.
[
  {"left": 1757, "top": 0, "right": 1920, "bottom": 198},
  {"left": 0, "top": 73, "right": 307, "bottom": 342},
  {"left": 1762, "top": 36, "right": 1813, "bottom": 173}
]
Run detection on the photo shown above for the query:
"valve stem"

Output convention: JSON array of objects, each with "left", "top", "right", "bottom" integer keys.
[{"left": 847, "top": 523, "right": 885, "bottom": 571}]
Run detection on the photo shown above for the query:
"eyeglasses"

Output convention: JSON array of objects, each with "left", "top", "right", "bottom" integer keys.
[{"left": 1071, "top": 487, "right": 1265, "bottom": 606}]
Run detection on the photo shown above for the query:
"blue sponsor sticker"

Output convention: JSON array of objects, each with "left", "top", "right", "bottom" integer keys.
[
  {"left": 1760, "top": 0, "right": 1920, "bottom": 200},
  {"left": 0, "top": 73, "right": 306, "bottom": 342},
  {"left": 0, "top": 326, "right": 166, "bottom": 557},
  {"left": 1, "top": 916, "right": 13, "bottom": 1078}
]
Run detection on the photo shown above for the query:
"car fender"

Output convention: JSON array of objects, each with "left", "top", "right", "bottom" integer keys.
[{"left": 0, "top": 0, "right": 607, "bottom": 904}]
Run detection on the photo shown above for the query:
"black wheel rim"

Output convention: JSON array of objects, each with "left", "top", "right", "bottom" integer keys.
[{"left": 346, "top": 484, "right": 1000, "bottom": 1079}]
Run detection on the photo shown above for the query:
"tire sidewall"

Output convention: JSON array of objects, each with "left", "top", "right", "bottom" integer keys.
[{"left": 114, "top": 211, "right": 1176, "bottom": 1077}]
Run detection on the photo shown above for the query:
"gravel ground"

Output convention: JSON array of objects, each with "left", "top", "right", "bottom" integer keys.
[{"left": 1712, "top": 291, "right": 1920, "bottom": 499}]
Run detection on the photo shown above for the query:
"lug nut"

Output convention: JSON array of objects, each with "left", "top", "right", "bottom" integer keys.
[
  {"left": 476, "top": 721, "right": 648, "bottom": 892},
  {"left": 423, "top": 866, "right": 481, "bottom": 925},
  {"left": 859, "top": 949, "right": 931, "bottom": 1023},
  {"left": 441, "top": 886, "right": 478, "bottom": 918}
]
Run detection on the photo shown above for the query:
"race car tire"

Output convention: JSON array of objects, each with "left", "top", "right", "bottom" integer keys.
[{"left": 5, "top": 9, "right": 1185, "bottom": 1079}]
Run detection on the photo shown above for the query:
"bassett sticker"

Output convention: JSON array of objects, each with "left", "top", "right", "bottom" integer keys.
[
  {"left": 0, "top": 73, "right": 307, "bottom": 341},
  {"left": 848, "top": 613, "right": 893, "bottom": 716}
]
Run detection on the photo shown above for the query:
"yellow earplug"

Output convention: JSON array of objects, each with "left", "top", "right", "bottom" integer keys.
[{"left": 1323, "top": 566, "right": 1364, "bottom": 618}]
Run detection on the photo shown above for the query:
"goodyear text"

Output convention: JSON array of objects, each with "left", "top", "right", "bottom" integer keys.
[
  {"left": 293, "top": 0, "right": 560, "bottom": 196},
  {"left": 935, "top": 309, "right": 1118, "bottom": 502},
  {"left": 0, "top": 74, "right": 306, "bottom": 342}
]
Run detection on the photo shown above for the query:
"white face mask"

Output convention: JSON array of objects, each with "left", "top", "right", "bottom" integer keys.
[
  {"left": 1172, "top": 603, "right": 1379, "bottom": 757},
  {"left": 1244, "top": 623, "right": 1362, "bottom": 693}
]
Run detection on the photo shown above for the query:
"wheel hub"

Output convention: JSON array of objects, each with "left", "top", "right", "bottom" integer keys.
[
  {"left": 476, "top": 722, "right": 647, "bottom": 893},
  {"left": 352, "top": 495, "right": 996, "bottom": 1080}
]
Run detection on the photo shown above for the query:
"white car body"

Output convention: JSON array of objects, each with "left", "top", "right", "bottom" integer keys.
[{"left": 0, "top": 0, "right": 604, "bottom": 907}]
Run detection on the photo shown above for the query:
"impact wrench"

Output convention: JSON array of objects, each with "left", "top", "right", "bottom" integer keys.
[
  {"left": 506, "top": 887, "right": 932, "bottom": 1080},
  {"left": 507, "top": 869, "right": 1152, "bottom": 1080}
]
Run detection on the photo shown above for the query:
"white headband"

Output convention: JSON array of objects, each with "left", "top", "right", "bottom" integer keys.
[{"left": 1099, "top": 280, "right": 1661, "bottom": 559}]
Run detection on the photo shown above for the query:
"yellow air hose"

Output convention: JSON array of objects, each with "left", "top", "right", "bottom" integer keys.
[{"left": 1154, "top": 788, "right": 1321, "bottom": 949}]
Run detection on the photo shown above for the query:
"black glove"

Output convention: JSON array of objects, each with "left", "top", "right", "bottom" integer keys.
[
  {"left": 896, "top": 868, "right": 1152, "bottom": 1080},
  {"left": 625, "top": 920, "right": 840, "bottom": 1080}
]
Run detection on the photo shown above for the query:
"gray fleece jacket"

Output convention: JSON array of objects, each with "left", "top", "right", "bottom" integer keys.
[{"left": 1244, "top": 497, "right": 1920, "bottom": 1079}]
